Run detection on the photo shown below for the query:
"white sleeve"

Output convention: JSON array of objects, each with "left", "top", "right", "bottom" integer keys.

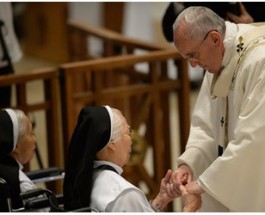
[
  {"left": 199, "top": 46, "right": 265, "bottom": 211},
  {"left": 177, "top": 73, "right": 217, "bottom": 178},
  {"left": 19, "top": 170, "right": 37, "bottom": 193},
  {"left": 106, "top": 189, "right": 154, "bottom": 212}
]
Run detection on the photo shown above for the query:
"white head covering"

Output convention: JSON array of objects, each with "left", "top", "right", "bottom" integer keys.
[
  {"left": 104, "top": 105, "right": 113, "bottom": 144},
  {"left": 5, "top": 108, "right": 19, "bottom": 151}
]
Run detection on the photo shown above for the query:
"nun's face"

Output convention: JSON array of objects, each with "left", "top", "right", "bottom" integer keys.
[
  {"left": 113, "top": 120, "right": 132, "bottom": 167},
  {"left": 13, "top": 115, "right": 36, "bottom": 164}
]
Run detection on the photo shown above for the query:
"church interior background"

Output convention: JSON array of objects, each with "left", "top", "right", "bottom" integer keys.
[{"left": 10, "top": 2, "right": 200, "bottom": 211}]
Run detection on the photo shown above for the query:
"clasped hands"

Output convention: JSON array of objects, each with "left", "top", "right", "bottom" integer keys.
[{"left": 158, "top": 164, "right": 203, "bottom": 212}]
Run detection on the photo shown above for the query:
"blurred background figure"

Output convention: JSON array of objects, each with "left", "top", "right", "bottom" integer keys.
[{"left": 0, "top": 2, "right": 23, "bottom": 107}]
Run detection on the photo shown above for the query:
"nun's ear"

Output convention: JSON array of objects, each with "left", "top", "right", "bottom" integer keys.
[
  {"left": 9, "top": 145, "right": 19, "bottom": 159},
  {"left": 106, "top": 142, "right": 116, "bottom": 151},
  {"left": 12, "top": 140, "right": 20, "bottom": 150}
]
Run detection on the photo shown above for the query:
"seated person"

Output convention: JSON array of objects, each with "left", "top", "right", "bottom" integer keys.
[
  {"left": 0, "top": 108, "right": 41, "bottom": 211},
  {"left": 63, "top": 105, "right": 201, "bottom": 212}
]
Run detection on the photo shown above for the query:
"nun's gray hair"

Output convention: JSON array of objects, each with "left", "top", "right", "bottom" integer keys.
[
  {"left": 173, "top": 6, "right": 226, "bottom": 41},
  {"left": 13, "top": 109, "right": 28, "bottom": 138},
  {"left": 110, "top": 108, "right": 125, "bottom": 142}
]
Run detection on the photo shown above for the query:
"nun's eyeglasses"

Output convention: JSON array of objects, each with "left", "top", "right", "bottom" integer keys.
[
  {"left": 122, "top": 127, "right": 132, "bottom": 138},
  {"left": 110, "top": 126, "right": 132, "bottom": 142}
]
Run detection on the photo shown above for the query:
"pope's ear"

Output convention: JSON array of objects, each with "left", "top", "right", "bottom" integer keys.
[
  {"left": 214, "top": 37, "right": 221, "bottom": 46},
  {"left": 209, "top": 31, "right": 221, "bottom": 46}
]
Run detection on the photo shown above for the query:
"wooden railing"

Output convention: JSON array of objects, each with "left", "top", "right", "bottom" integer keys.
[
  {"left": 0, "top": 68, "right": 62, "bottom": 192},
  {"left": 67, "top": 19, "right": 167, "bottom": 61},
  {"left": 66, "top": 20, "right": 190, "bottom": 153}
]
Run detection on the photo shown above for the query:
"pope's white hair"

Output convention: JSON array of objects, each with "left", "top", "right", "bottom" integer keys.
[{"left": 173, "top": 6, "right": 226, "bottom": 41}]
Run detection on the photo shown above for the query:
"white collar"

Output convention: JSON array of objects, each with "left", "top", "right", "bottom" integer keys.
[
  {"left": 210, "top": 22, "right": 239, "bottom": 98},
  {"left": 222, "top": 22, "right": 238, "bottom": 68}
]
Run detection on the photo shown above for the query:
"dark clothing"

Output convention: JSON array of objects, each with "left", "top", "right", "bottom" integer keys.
[
  {"left": 0, "top": 155, "right": 23, "bottom": 211},
  {"left": 0, "top": 110, "right": 23, "bottom": 210},
  {"left": 63, "top": 106, "right": 111, "bottom": 210},
  {"left": 0, "top": 20, "right": 14, "bottom": 108},
  {"left": 0, "top": 66, "right": 13, "bottom": 108},
  {"left": 0, "top": 109, "right": 14, "bottom": 154}
]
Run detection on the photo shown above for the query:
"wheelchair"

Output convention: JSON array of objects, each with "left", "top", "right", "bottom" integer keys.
[{"left": 0, "top": 167, "right": 97, "bottom": 212}]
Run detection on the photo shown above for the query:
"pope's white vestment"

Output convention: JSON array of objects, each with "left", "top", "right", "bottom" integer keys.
[{"left": 177, "top": 21, "right": 265, "bottom": 211}]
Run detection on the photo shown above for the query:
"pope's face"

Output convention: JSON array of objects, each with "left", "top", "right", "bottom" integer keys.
[{"left": 174, "top": 28, "right": 224, "bottom": 74}]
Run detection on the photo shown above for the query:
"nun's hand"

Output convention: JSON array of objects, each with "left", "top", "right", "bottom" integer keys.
[
  {"left": 152, "top": 169, "right": 178, "bottom": 211},
  {"left": 180, "top": 184, "right": 202, "bottom": 212}
]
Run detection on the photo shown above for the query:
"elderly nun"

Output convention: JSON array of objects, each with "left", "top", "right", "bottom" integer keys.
[
  {"left": 63, "top": 105, "right": 183, "bottom": 212},
  {"left": 0, "top": 109, "right": 37, "bottom": 210}
]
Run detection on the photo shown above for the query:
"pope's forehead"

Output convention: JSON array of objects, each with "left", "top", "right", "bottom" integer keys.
[
  {"left": 174, "top": 22, "right": 192, "bottom": 41},
  {"left": 174, "top": 28, "right": 192, "bottom": 51}
]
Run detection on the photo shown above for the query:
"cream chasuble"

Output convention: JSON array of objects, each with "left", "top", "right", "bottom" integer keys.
[{"left": 177, "top": 22, "right": 265, "bottom": 211}]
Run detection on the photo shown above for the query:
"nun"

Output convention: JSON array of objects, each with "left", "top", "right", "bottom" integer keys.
[
  {"left": 63, "top": 105, "right": 186, "bottom": 212},
  {"left": 0, "top": 108, "right": 37, "bottom": 211}
]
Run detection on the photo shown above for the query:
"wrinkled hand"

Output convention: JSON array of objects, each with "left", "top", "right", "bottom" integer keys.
[
  {"left": 152, "top": 169, "right": 178, "bottom": 210},
  {"left": 159, "top": 169, "right": 179, "bottom": 201},
  {"left": 170, "top": 164, "right": 193, "bottom": 196},
  {"left": 180, "top": 184, "right": 202, "bottom": 212},
  {"left": 152, "top": 169, "right": 179, "bottom": 211},
  {"left": 226, "top": 3, "right": 254, "bottom": 24}
]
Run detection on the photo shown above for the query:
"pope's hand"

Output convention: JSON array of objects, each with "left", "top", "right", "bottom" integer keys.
[
  {"left": 170, "top": 164, "right": 193, "bottom": 196},
  {"left": 185, "top": 180, "right": 205, "bottom": 195}
]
